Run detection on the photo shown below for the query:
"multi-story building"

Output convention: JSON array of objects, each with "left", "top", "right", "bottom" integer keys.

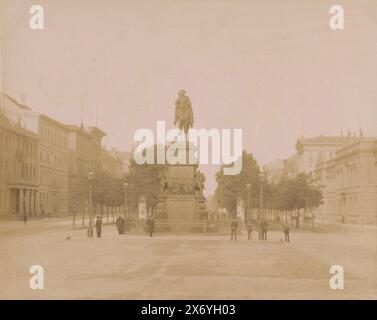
[
  {"left": 38, "top": 115, "right": 69, "bottom": 216},
  {"left": 295, "top": 133, "right": 360, "bottom": 174},
  {"left": 264, "top": 133, "right": 361, "bottom": 183},
  {"left": 108, "top": 148, "right": 131, "bottom": 176},
  {"left": 0, "top": 110, "right": 39, "bottom": 219},
  {"left": 66, "top": 123, "right": 106, "bottom": 214},
  {"left": 66, "top": 124, "right": 106, "bottom": 175},
  {"left": 87, "top": 126, "right": 106, "bottom": 173},
  {"left": 66, "top": 124, "right": 93, "bottom": 175},
  {"left": 263, "top": 132, "right": 377, "bottom": 225},
  {"left": 313, "top": 138, "right": 377, "bottom": 224},
  {"left": 101, "top": 147, "right": 124, "bottom": 179},
  {"left": 2, "top": 95, "right": 69, "bottom": 216}
]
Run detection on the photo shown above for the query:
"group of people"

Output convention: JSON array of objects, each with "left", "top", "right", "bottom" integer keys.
[
  {"left": 93, "top": 215, "right": 290, "bottom": 242},
  {"left": 230, "top": 218, "right": 290, "bottom": 242},
  {"left": 93, "top": 215, "right": 124, "bottom": 238},
  {"left": 92, "top": 215, "right": 155, "bottom": 238},
  {"left": 245, "top": 220, "right": 269, "bottom": 240}
]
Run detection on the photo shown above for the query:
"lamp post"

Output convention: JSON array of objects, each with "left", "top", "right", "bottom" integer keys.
[
  {"left": 40, "top": 195, "right": 44, "bottom": 218},
  {"left": 23, "top": 193, "right": 27, "bottom": 219},
  {"left": 123, "top": 182, "right": 128, "bottom": 219},
  {"left": 259, "top": 172, "right": 265, "bottom": 220},
  {"left": 246, "top": 183, "right": 251, "bottom": 224},
  {"left": 87, "top": 172, "right": 94, "bottom": 238}
]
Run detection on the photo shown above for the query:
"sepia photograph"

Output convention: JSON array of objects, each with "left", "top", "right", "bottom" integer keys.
[{"left": 0, "top": 0, "right": 376, "bottom": 306}]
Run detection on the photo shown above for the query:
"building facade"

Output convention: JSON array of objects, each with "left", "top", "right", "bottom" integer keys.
[
  {"left": 66, "top": 124, "right": 106, "bottom": 214},
  {"left": 0, "top": 111, "right": 39, "bottom": 219},
  {"left": 263, "top": 133, "right": 377, "bottom": 225},
  {"left": 313, "top": 138, "right": 377, "bottom": 224},
  {"left": 109, "top": 148, "right": 131, "bottom": 175},
  {"left": 265, "top": 133, "right": 361, "bottom": 183},
  {"left": 101, "top": 147, "right": 124, "bottom": 179},
  {"left": 87, "top": 126, "right": 106, "bottom": 173},
  {"left": 66, "top": 124, "right": 106, "bottom": 175},
  {"left": 67, "top": 125, "right": 92, "bottom": 175},
  {"left": 295, "top": 134, "right": 360, "bottom": 175},
  {"left": 38, "top": 115, "right": 69, "bottom": 216},
  {"left": 2, "top": 95, "right": 69, "bottom": 216}
]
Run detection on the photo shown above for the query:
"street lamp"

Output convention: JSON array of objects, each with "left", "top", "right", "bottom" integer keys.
[
  {"left": 23, "top": 194, "right": 27, "bottom": 219},
  {"left": 40, "top": 195, "right": 44, "bottom": 217},
  {"left": 259, "top": 172, "right": 265, "bottom": 220},
  {"left": 87, "top": 172, "right": 94, "bottom": 238},
  {"left": 123, "top": 182, "right": 128, "bottom": 219},
  {"left": 246, "top": 183, "right": 251, "bottom": 224}
]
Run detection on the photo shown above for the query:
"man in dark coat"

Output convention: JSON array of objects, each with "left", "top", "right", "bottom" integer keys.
[
  {"left": 95, "top": 216, "right": 102, "bottom": 238},
  {"left": 247, "top": 222, "right": 253, "bottom": 240},
  {"left": 283, "top": 222, "right": 290, "bottom": 242},
  {"left": 230, "top": 218, "right": 238, "bottom": 241},
  {"left": 116, "top": 216, "right": 125, "bottom": 235},
  {"left": 146, "top": 215, "right": 155, "bottom": 237}
]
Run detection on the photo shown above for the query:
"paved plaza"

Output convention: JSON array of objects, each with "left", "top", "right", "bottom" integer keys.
[{"left": 0, "top": 219, "right": 376, "bottom": 299}]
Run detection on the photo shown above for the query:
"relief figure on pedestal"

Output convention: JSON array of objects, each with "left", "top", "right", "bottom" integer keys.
[
  {"left": 159, "top": 170, "right": 169, "bottom": 194},
  {"left": 194, "top": 171, "right": 205, "bottom": 195}
]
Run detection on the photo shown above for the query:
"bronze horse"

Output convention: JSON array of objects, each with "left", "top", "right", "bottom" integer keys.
[{"left": 174, "top": 90, "right": 194, "bottom": 135}]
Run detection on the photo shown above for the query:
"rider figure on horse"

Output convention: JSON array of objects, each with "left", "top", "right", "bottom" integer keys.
[{"left": 174, "top": 89, "right": 194, "bottom": 136}]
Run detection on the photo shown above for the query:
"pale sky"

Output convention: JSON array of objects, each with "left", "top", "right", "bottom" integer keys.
[{"left": 1, "top": 0, "right": 377, "bottom": 195}]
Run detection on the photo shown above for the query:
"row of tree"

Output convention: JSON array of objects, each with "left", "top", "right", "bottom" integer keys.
[
  {"left": 69, "top": 145, "right": 168, "bottom": 216},
  {"left": 69, "top": 170, "right": 125, "bottom": 215},
  {"left": 214, "top": 151, "right": 323, "bottom": 223},
  {"left": 125, "top": 158, "right": 165, "bottom": 213},
  {"left": 69, "top": 148, "right": 323, "bottom": 224}
]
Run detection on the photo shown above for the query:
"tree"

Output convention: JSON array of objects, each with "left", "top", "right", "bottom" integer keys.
[
  {"left": 124, "top": 144, "right": 166, "bottom": 213},
  {"left": 69, "top": 170, "right": 125, "bottom": 216},
  {"left": 92, "top": 170, "right": 124, "bottom": 210},
  {"left": 214, "top": 151, "right": 262, "bottom": 217},
  {"left": 68, "top": 173, "right": 89, "bottom": 215},
  {"left": 266, "top": 173, "right": 323, "bottom": 227}
]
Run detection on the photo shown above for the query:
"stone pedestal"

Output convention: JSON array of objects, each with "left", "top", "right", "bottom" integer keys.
[{"left": 155, "top": 142, "right": 207, "bottom": 231}]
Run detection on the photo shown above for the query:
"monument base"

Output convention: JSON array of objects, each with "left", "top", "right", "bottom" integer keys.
[
  {"left": 156, "top": 193, "right": 207, "bottom": 232},
  {"left": 155, "top": 148, "right": 207, "bottom": 232}
]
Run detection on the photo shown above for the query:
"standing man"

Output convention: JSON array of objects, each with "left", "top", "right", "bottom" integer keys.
[
  {"left": 283, "top": 222, "right": 290, "bottom": 242},
  {"left": 95, "top": 216, "right": 102, "bottom": 238},
  {"left": 23, "top": 213, "right": 28, "bottom": 225},
  {"left": 262, "top": 220, "right": 268, "bottom": 240},
  {"left": 230, "top": 217, "right": 238, "bottom": 241},
  {"left": 247, "top": 221, "right": 253, "bottom": 240},
  {"left": 146, "top": 215, "right": 155, "bottom": 237},
  {"left": 116, "top": 216, "right": 125, "bottom": 235}
]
